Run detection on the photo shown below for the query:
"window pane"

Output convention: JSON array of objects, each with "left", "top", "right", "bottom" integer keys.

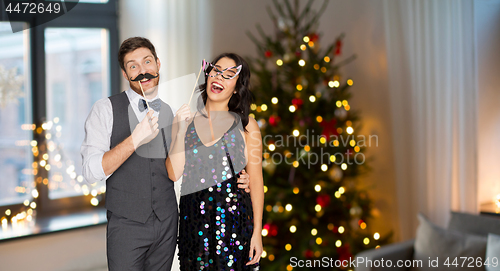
[
  {"left": 0, "top": 22, "right": 33, "bottom": 206},
  {"left": 45, "top": 28, "right": 109, "bottom": 199}
]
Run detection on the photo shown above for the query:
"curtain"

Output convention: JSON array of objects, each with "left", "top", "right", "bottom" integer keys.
[{"left": 383, "top": 0, "right": 477, "bottom": 240}]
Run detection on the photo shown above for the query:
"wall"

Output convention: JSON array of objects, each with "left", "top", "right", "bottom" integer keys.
[{"left": 0, "top": 225, "right": 107, "bottom": 271}]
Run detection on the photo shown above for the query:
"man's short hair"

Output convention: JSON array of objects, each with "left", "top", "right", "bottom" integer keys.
[{"left": 118, "top": 37, "right": 158, "bottom": 71}]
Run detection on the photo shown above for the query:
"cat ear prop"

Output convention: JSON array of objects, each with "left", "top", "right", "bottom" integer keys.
[{"left": 202, "top": 59, "right": 208, "bottom": 71}]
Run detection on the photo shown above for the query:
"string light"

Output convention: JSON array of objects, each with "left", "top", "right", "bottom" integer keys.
[
  {"left": 285, "top": 204, "right": 293, "bottom": 211},
  {"left": 339, "top": 187, "right": 345, "bottom": 194},
  {"left": 261, "top": 104, "right": 268, "bottom": 111},
  {"left": 298, "top": 59, "right": 306, "bottom": 66},
  {"left": 315, "top": 204, "right": 322, "bottom": 212},
  {"left": 309, "top": 95, "right": 316, "bottom": 102},
  {"left": 289, "top": 105, "right": 296, "bottom": 112},
  {"left": 311, "top": 228, "right": 317, "bottom": 236},
  {"left": 276, "top": 59, "right": 283, "bottom": 66},
  {"left": 374, "top": 232, "right": 380, "bottom": 240},
  {"left": 338, "top": 226, "right": 345, "bottom": 234},
  {"left": 292, "top": 129, "right": 299, "bottom": 137},
  {"left": 303, "top": 36, "right": 310, "bottom": 43},
  {"left": 290, "top": 225, "right": 297, "bottom": 233},
  {"left": 324, "top": 56, "right": 330, "bottom": 62},
  {"left": 271, "top": 97, "right": 278, "bottom": 104},
  {"left": 314, "top": 184, "right": 321, "bottom": 192},
  {"left": 268, "top": 144, "right": 276, "bottom": 151}
]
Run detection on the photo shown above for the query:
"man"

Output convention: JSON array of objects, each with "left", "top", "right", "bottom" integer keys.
[{"left": 81, "top": 37, "right": 250, "bottom": 270}]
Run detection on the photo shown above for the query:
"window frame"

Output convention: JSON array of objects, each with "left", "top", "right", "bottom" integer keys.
[{"left": 0, "top": 0, "right": 119, "bottom": 217}]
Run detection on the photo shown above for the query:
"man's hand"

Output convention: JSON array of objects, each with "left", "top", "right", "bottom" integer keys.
[
  {"left": 131, "top": 110, "right": 159, "bottom": 149},
  {"left": 237, "top": 169, "right": 251, "bottom": 193}
]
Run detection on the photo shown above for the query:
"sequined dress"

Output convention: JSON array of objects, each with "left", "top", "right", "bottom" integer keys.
[{"left": 178, "top": 117, "right": 256, "bottom": 271}]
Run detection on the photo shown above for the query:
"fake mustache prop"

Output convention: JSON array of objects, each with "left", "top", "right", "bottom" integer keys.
[
  {"left": 130, "top": 72, "right": 159, "bottom": 113},
  {"left": 130, "top": 72, "right": 159, "bottom": 82}
]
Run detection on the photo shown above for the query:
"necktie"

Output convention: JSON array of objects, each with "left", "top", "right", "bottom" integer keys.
[{"left": 138, "top": 99, "right": 161, "bottom": 112}]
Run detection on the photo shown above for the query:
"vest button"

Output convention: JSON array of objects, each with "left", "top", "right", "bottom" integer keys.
[
  {"left": 153, "top": 187, "right": 156, "bottom": 191},
  {"left": 150, "top": 159, "right": 154, "bottom": 162},
  {"left": 152, "top": 172, "right": 156, "bottom": 176},
  {"left": 153, "top": 200, "right": 157, "bottom": 204}
]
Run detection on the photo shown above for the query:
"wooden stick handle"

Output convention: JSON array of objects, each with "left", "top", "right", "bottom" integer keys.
[
  {"left": 138, "top": 82, "right": 151, "bottom": 112},
  {"left": 188, "top": 63, "right": 204, "bottom": 105}
]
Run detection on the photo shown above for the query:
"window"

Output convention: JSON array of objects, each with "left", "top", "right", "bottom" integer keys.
[
  {"left": 0, "top": 1, "right": 118, "bottom": 239},
  {"left": 45, "top": 27, "right": 109, "bottom": 200},
  {"left": 0, "top": 22, "right": 32, "bottom": 207}
]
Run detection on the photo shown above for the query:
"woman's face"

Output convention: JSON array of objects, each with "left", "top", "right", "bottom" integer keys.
[{"left": 206, "top": 57, "right": 239, "bottom": 105}]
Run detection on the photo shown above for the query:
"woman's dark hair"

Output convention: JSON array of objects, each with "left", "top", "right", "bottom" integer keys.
[{"left": 198, "top": 53, "right": 253, "bottom": 132}]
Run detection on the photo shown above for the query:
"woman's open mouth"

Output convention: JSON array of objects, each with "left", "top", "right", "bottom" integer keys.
[{"left": 211, "top": 82, "right": 224, "bottom": 94}]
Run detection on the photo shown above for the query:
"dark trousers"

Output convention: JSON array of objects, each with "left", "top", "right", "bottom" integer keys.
[{"left": 106, "top": 210, "right": 178, "bottom": 271}]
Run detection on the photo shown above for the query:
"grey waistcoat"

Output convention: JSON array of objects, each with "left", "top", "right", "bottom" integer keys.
[{"left": 105, "top": 91, "right": 177, "bottom": 223}]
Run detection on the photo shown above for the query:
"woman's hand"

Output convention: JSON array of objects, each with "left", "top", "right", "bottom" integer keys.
[
  {"left": 237, "top": 169, "right": 251, "bottom": 193},
  {"left": 246, "top": 232, "right": 263, "bottom": 266},
  {"left": 175, "top": 104, "right": 191, "bottom": 135}
]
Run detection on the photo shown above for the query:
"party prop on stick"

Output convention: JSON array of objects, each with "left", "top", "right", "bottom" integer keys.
[
  {"left": 192, "top": 60, "right": 215, "bottom": 141},
  {"left": 188, "top": 59, "right": 207, "bottom": 105},
  {"left": 131, "top": 73, "right": 159, "bottom": 112}
]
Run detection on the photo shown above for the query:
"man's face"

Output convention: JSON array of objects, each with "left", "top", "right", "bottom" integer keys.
[{"left": 121, "top": 47, "right": 161, "bottom": 96}]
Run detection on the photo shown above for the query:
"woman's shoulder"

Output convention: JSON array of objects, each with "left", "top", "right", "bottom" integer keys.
[{"left": 245, "top": 116, "right": 260, "bottom": 133}]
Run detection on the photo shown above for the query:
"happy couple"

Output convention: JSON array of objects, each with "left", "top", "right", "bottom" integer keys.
[{"left": 81, "top": 37, "right": 264, "bottom": 271}]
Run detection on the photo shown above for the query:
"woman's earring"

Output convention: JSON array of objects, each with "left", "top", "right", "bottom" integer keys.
[{"left": 234, "top": 91, "right": 237, "bottom": 94}]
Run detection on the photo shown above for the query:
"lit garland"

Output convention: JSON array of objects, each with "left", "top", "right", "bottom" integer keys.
[{"left": 1, "top": 118, "right": 105, "bottom": 234}]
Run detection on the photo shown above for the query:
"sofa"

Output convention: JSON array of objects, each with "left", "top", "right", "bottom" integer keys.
[{"left": 355, "top": 212, "right": 500, "bottom": 271}]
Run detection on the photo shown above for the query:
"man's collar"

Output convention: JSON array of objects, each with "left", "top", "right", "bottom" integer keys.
[{"left": 125, "top": 87, "right": 159, "bottom": 103}]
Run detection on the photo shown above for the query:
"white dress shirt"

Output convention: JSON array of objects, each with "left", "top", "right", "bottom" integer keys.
[{"left": 81, "top": 88, "right": 173, "bottom": 184}]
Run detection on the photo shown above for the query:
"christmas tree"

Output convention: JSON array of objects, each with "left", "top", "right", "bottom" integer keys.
[{"left": 246, "top": 0, "right": 391, "bottom": 269}]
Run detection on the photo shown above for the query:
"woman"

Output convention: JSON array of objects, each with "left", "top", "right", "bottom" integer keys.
[{"left": 167, "top": 53, "right": 264, "bottom": 270}]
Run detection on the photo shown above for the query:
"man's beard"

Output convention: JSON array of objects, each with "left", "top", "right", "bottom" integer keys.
[{"left": 129, "top": 73, "right": 160, "bottom": 96}]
